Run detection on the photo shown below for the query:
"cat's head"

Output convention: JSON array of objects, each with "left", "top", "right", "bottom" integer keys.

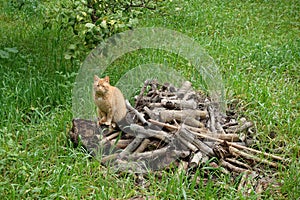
[{"left": 93, "top": 75, "right": 110, "bottom": 94}]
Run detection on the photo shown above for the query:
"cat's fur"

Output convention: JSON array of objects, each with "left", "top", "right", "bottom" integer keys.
[{"left": 93, "top": 75, "right": 127, "bottom": 126}]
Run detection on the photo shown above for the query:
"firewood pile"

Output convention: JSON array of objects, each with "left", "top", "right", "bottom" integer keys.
[{"left": 69, "top": 80, "right": 286, "bottom": 193}]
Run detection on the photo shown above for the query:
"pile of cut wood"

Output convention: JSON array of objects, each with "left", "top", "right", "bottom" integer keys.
[{"left": 69, "top": 80, "right": 286, "bottom": 194}]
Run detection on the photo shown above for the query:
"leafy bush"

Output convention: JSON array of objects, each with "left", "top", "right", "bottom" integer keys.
[{"left": 44, "top": 0, "right": 164, "bottom": 61}]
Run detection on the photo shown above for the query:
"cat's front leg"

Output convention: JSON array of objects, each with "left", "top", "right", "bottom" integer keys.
[
  {"left": 97, "top": 108, "right": 107, "bottom": 125},
  {"left": 104, "top": 108, "right": 113, "bottom": 126}
]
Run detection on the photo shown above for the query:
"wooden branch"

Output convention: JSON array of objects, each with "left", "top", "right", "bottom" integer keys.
[
  {"left": 220, "top": 159, "right": 249, "bottom": 173},
  {"left": 101, "top": 153, "right": 118, "bottom": 163},
  {"left": 207, "top": 105, "right": 216, "bottom": 133},
  {"left": 130, "top": 124, "right": 171, "bottom": 142},
  {"left": 189, "top": 130, "right": 285, "bottom": 162},
  {"left": 201, "top": 133, "right": 240, "bottom": 142},
  {"left": 229, "top": 146, "right": 278, "bottom": 168},
  {"left": 148, "top": 103, "right": 162, "bottom": 108},
  {"left": 216, "top": 122, "right": 226, "bottom": 134},
  {"left": 111, "top": 139, "right": 133, "bottom": 149},
  {"left": 119, "top": 136, "right": 144, "bottom": 159},
  {"left": 143, "top": 106, "right": 159, "bottom": 120},
  {"left": 178, "top": 127, "right": 215, "bottom": 157},
  {"left": 160, "top": 109, "right": 207, "bottom": 123},
  {"left": 134, "top": 139, "right": 151, "bottom": 153},
  {"left": 126, "top": 100, "right": 150, "bottom": 126},
  {"left": 175, "top": 134, "right": 198, "bottom": 152},
  {"left": 225, "top": 158, "right": 252, "bottom": 170},
  {"left": 134, "top": 79, "right": 151, "bottom": 108},
  {"left": 106, "top": 131, "right": 121, "bottom": 140},
  {"left": 128, "top": 146, "right": 190, "bottom": 160},
  {"left": 148, "top": 118, "right": 178, "bottom": 131}
]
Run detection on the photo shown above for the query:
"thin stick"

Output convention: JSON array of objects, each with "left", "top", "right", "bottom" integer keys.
[
  {"left": 207, "top": 105, "right": 216, "bottom": 133},
  {"left": 176, "top": 134, "right": 198, "bottom": 152},
  {"left": 119, "top": 137, "right": 144, "bottom": 159},
  {"left": 220, "top": 159, "right": 249, "bottom": 173},
  {"left": 126, "top": 100, "right": 149, "bottom": 126},
  {"left": 148, "top": 118, "right": 178, "bottom": 130},
  {"left": 134, "top": 79, "right": 151, "bottom": 108},
  {"left": 134, "top": 139, "right": 151, "bottom": 153},
  {"left": 229, "top": 146, "right": 278, "bottom": 168},
  {"left": 225, "top": 158, "right": 252, "bottom": 170},
  {"left": 106, "top": 131, "right": 121, "bottom": 140}
]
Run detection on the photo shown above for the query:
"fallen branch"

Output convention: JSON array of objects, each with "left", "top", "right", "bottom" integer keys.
[
  {"left": 119, "top": 137, "right": 144, "bottom": 159},
  {"left": 126, "top": 100, "right": 149, "bottom": 126},
  {"left": 220, "top": 159, "right": 249, "bottom": 173},
  {"left": 229, "top": 146, "right": 279, "bottom": 168},
  {"left": 134, "top": 139, "right": 151, "bottom": 153}
]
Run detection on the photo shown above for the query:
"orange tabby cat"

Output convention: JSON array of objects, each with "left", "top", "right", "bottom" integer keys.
[{"left": 93, "top": 75, "right": 127, "bottom": 126}]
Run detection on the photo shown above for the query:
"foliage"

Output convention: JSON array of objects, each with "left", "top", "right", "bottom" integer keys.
[
  {"left": 0, "top": 0, "right": 299, "bottom": 199},
  {"left": 44, "top": 0, "right": 164, "bottom": 60}
]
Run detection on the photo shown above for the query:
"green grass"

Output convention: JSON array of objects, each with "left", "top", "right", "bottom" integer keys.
[{"left": 1, "top": 0, "right": 299, "bottom": 199}]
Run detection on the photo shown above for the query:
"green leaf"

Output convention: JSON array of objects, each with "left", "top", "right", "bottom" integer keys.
[
  {"left": 0, "top": 50, "right": 10, "bottom": 59},
  {"left": 69, "top": 44, "right": 77, "bottom": 50},
  {"left": 4, "top": 47, "right": 18, "bottom": 54},
  {"left": 64, "top": 54, "right": 72, "bottom": 60},
  {"left": 85, "top": 23, "right": 95, "bottom": 28}
]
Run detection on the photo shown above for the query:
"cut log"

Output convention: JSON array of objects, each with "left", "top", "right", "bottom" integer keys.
[
  {"left": 159, "top": 110, "right": 207, "bottom": 124},
  {"left": 161, "top": 99, "right": 197, "bottom": 110},
  {"left": 189, "top": 151, "right": 203, "bottom": 168},
  {"left": 176, "top": 81, "right": 192, "bottom": 98}
]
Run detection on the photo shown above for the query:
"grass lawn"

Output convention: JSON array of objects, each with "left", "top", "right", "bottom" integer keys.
[{"left": 0, "top": 0, "right": 299, "bottom": 199}]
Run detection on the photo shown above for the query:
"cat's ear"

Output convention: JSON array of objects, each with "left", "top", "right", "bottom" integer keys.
[
  {"left": 104, "top": 76, "right": 110, "bottom": 83},
  {"left": 94, "top": 75, "right": 100, "bottom": 81}
]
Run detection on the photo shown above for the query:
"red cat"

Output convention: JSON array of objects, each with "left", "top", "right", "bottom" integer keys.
[{"left": 93, "top": 75, "right": 127, "bottom": 126}]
